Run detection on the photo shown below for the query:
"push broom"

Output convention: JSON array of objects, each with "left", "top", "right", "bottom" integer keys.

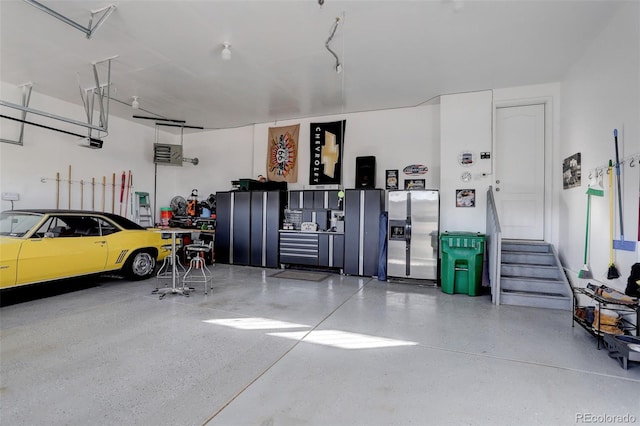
[
  {"left": 612, "top": 129, "right": 636, "bottom": 252},
  {"left": 607, "top": 160, "right": 621, "bottom": 279},
  {"left": 579, "top": 173, "right": 604, "bottom": 278}
]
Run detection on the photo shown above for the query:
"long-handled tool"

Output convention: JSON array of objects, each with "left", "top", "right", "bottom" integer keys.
[
  {"left": 612, "top": 129, "right": 636, "bottom": 251},
  {"left": 579, "top": 175, "right": 604, "bottom": 278},
  {"left": 119, "top": 171, "right": 126, "bottom": 216},
  {"left": 80, "top": 179, "right": 84, "bottom": 210},
  {"left": 608, "top": 160, "right": 620, "bottom": 279},
  {"left": 111, "top": 173, "right": 116, "bottom": 213},
  {"left": 102, "top": 176, "right": 106, "bottom": 212},
  {"left": 55, "top": 172, "right": 60, "bottom": 209},
  {"left": 124, "top": 170, "right": 132, "bottom": 218},
  {"left": 579, "top": 192, "right": 594, "bottom": 279},
  {"left": 68, "top": 165, "right": 72, "bottom": 209}
]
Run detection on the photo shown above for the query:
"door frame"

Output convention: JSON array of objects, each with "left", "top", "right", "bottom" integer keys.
[{"left": 493, "top": 96, "right": 555, "bottom": 242}]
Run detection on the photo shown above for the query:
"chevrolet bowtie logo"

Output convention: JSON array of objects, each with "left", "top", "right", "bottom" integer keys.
[{"left": 321, "top": 131, "right": 339, "bottom": 178}]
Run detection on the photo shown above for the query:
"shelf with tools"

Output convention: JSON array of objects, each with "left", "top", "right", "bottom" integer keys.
[{"left": 572, "top": 286, "right": 639, "bottom": 349}]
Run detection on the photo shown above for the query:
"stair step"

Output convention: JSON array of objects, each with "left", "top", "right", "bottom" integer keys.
[
  {"left": 500, "top": 276, "right": 568, "bottom": 295},
  {"left": 502, "top": 251, "right": 556, "bottom": 266},
  {"left": 501, "top": 263, "right": 563, "bottom": 280},
  {"left": 502, "top": 240, "right": 552, "bottom": 254},
  {"left": 500, "top": 289, "right": 571, "bottom": 310}
]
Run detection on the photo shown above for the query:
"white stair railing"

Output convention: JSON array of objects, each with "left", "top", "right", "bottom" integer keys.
[{"left": 486, "top": 186, "right": 502, "bottom": 305}]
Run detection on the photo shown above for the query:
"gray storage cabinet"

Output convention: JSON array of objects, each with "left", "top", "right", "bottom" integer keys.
[
  {"left": 215, "top": 190, "right": 284, "bottom": 267},
  {"left": 288, "top": 190, "right": 341, "bottom": 210},
  {"left": 344, "top": 189, "right": 384, "bottom": 276},
  {"left": 214, "top": 192, "right": 231, "bottom": 264}
]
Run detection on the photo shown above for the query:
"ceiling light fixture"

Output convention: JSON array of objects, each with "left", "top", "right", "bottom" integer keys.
[
  {"left": 221, "top": 43, "right": 231, "bottom": 61},
  {"left": 131, "top": 96, "right": 139, "bottom": 109}
]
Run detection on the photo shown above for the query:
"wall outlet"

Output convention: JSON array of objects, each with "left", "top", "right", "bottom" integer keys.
[{"left": 2, "top": 192, "right": 20, "bottom": 201}]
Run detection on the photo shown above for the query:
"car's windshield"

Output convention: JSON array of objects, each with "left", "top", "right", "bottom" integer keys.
[{"left": 0, "top": 212, "right": 44, "bottom": 237}]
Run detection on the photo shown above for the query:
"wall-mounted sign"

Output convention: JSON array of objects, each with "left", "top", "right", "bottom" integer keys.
[
  {"left": 458, "top": 151, "right": 474, "bottom": 166},
  {"left": 404, "top": 179, "right": 425, "bottom": 190},
  {"left": 402, "top": 164, "right": 428, "bottom": 176},
  {"left": 456, "top": 189, "right": 476, "bottom": 207},
  {"left": 309, "top": 120, "right": 346, "bottom": 185},
  {"left": 386, "top": 170, "right": 399, "bottom": 190}
]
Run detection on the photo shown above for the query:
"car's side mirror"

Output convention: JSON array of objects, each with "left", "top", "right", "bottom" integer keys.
[{"left": 44, "top": 232, "right": 55, "bottom": 238}]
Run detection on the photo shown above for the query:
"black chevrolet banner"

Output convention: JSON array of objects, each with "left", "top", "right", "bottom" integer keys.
[{"left": 309, "top": 120, "right": 346, "bottom": 185}]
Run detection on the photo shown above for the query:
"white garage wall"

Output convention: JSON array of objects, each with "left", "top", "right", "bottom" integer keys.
[
  {"left": 440, "top": 90, "right": 493, "bottom": 233},
  {"left": 0, "top": 82, "right": 165, "bottom": 217},
  {"left": 154, "top": 125, "right": 255, "bottom": 211},
  {"left": 559, "top": 1, "right": 640, "bottom": 292},
  {"left": 249, "top": 105, "right": 441, "bottom": 195},
  {"left": 0, "top": 83, "right": 441, "bottom": 220}
]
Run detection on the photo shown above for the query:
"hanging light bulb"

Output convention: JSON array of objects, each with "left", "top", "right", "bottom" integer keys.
[
  {"left": 221, "top": 43, "right": 231, "bottom": 61},
  {"left": 131, "top": 96, "right": 139, "bottom": 109}
]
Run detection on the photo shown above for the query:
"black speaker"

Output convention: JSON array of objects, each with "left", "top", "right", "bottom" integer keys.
[{"left": 355, "top": 156, "right": 376, "bottom": 188}]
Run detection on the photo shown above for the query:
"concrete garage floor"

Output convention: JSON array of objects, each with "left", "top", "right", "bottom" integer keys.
[{"left": 1, "top": 264, "right": 639, "bottom": 426}]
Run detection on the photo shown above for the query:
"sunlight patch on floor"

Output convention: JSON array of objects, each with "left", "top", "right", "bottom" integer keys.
[
  {"left": 268, "top": 330, "right": 419, "bottom": 349},
  {"left": 203, "top": 317, "right": 309, "bottom": 330}
]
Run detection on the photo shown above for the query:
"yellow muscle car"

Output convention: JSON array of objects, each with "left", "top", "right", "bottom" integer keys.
[{"left": 0, "top": 210, "right": 171, "bottom": 289}]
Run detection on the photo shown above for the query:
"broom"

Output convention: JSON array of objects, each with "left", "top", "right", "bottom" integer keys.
[
  {"left": 579, "top": 174, "right": 604, "bottom": 278},
  {"left": 607, "top": 160, "right": 621, "bottom": 279}
]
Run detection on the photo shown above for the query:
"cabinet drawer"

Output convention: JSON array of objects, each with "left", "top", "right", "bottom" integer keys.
[
  {"left": 280, "top": 254, "right": 318, "bottom": 266},
  {"left": 279, "top": 232, "right": 320, "bottom": 265}
]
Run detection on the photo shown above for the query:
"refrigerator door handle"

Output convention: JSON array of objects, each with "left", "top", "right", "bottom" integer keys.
[
  {"left": 405, "top": 218, "right": 411, "bottom": 243},
  {"left": 405, "top": 217, "right": 411, "bottom": 276}
]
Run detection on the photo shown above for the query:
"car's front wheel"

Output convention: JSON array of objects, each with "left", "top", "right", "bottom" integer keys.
[{"left": 124, "top": 250, "right": 156, "bottom": 280}]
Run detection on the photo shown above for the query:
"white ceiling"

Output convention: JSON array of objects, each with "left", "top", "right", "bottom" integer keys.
[{"left": 0, "top": 0, "right": 621, "bottom": 131}]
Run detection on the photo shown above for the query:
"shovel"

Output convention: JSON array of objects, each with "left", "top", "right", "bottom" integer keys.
[{"left": 612, "top": 129, "right": 636, "bottom": 251}]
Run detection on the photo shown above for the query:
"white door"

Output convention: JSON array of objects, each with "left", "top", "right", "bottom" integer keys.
[{"left": 495, "top": 104, "right": 545, "bottom": 240}]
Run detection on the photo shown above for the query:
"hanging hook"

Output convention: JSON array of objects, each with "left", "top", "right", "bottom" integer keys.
[{"left": 630, "top": 157, "right": 636, "bottom": 167}]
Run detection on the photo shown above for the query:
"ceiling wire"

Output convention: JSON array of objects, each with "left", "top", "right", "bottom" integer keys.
[
  {"left": 325, "top": 17, "right": 342, "bottom": 73},
  {"left": 340, "top": 12, "right": 345, "bottom": 114}
]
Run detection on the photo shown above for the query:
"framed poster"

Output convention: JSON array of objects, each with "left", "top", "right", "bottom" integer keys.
[
  {"left": 404, "top": 179, "right": 425, "bottom": 190},
  {"left": 456, "top": 189, "right": 475, "bottom": 207},
  {"left": 386, "top": 169, "right": 398, "bottom": 189},
  {"left": 562, "top": 152, "right": 581, "bottom": 189}
]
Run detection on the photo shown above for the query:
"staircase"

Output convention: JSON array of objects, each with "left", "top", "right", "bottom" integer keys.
[{"left": 499, "top": 240, "right": 572, "bottom": 310}]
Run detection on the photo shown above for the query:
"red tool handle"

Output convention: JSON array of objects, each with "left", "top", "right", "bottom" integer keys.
[{"left": 120, "top": 171, "right": 126, "bottom": 203}]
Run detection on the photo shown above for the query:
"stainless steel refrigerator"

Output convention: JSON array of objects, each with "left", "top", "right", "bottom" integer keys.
[{"left": 387, "top": 190, "right": 439, "bottom": 280}]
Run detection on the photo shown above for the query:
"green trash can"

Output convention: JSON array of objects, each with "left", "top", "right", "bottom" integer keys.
[{"left": 440, "top": 232, "right": 485, "bottom": 296}]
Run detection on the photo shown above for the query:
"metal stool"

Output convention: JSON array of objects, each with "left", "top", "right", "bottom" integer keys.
[
  {"left": 155, "top": 250, "right": 186, "bottom": 291},
  {"left": 183, "top": 246, "right": 213, "bottom": 294}
]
